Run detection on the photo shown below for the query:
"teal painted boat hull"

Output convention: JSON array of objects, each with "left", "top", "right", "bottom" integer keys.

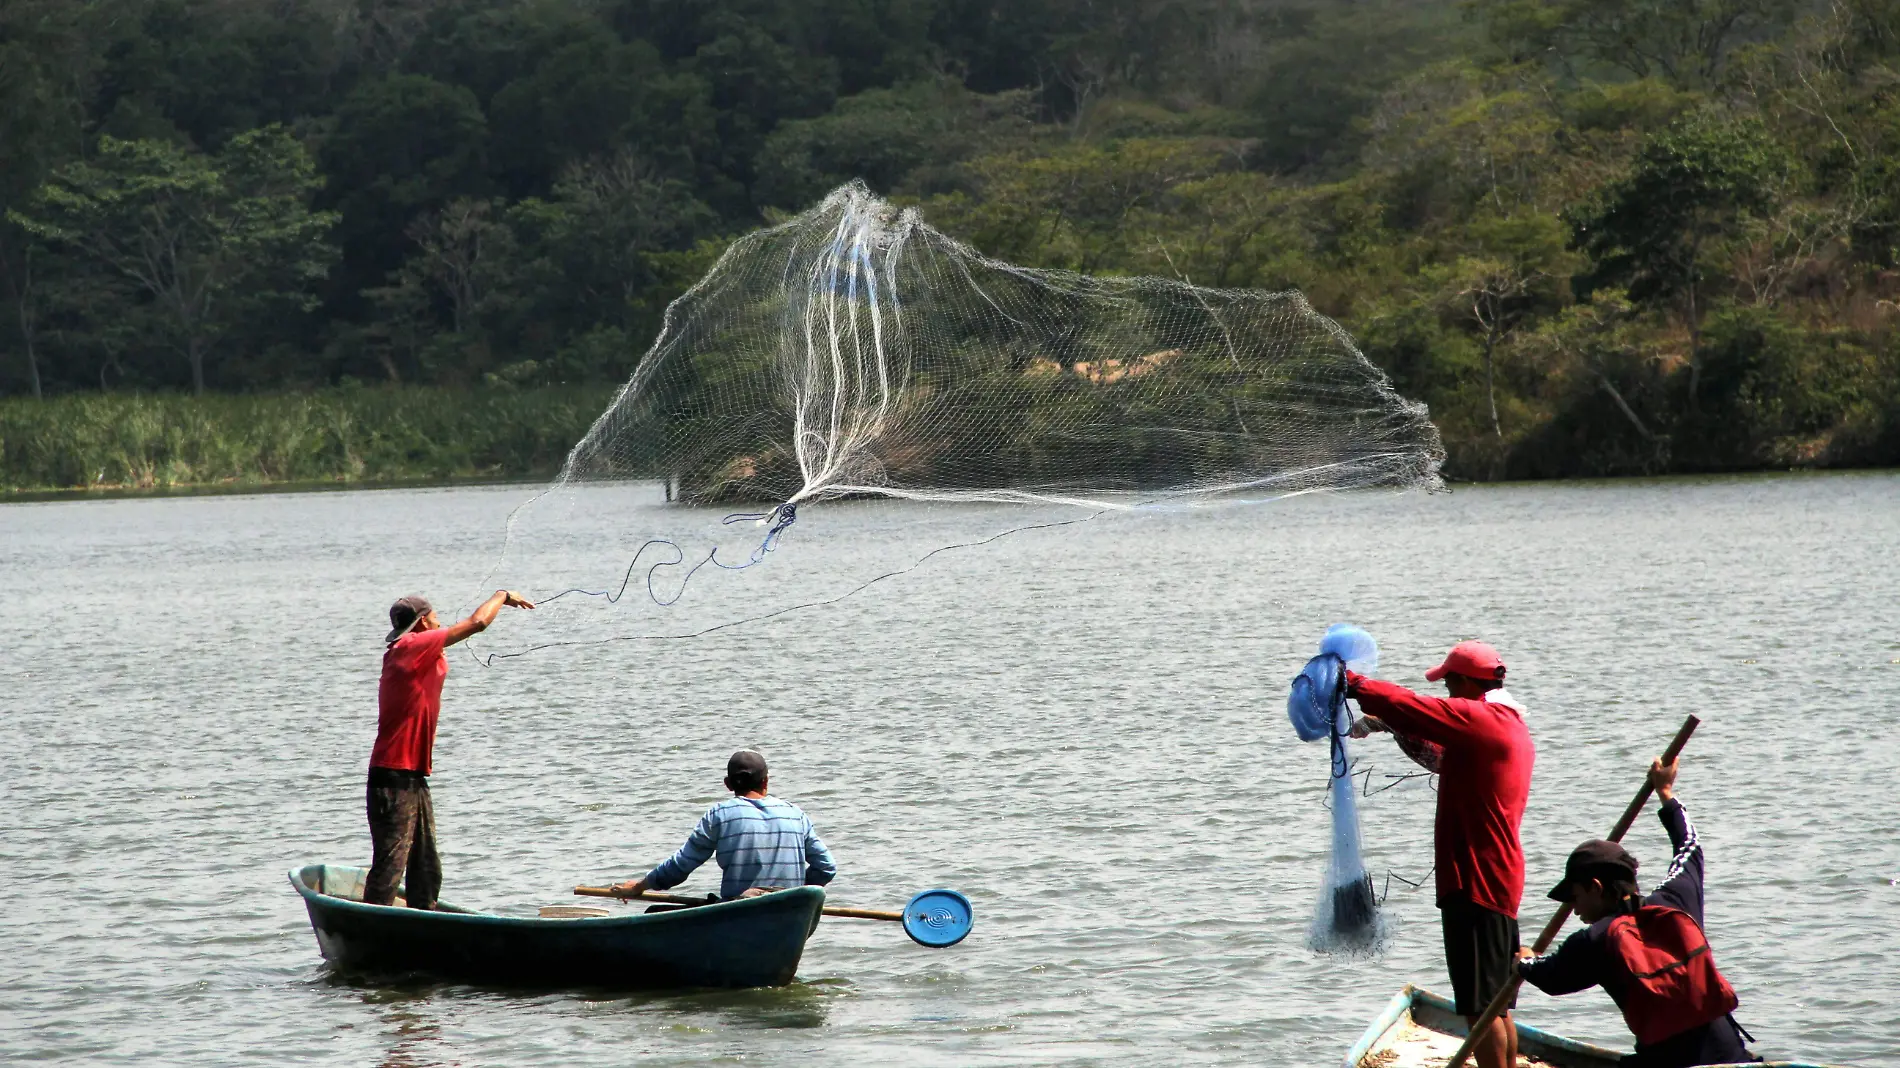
[
  {"left": 1344, "top": 985, "right": 1846, "bottom": 1068},
  {"left": 290, "top": 863, "right": 823, "bottom": 989}
]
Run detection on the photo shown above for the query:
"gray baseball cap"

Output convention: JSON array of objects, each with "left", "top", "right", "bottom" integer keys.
[
  {"left": 727, "top": 749, "right": 769, "bottom": 780},
  {"left": 386, "top": 595, "right": 433, "bottom": 644}
]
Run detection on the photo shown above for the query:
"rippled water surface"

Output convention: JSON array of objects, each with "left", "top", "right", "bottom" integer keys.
[{"left": 5, "top": 473, "right": 1898, "bottom": 1066}]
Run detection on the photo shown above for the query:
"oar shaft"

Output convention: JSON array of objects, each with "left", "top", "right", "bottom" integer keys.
[
  {"left": 575, "top": 886, "right": 707, "bottom": 906},
  {"left": 823, "top": 905, "right": 904, "bottom": 921},
  {"left": 1445, "top": 715, "right": 1700, "bottom": 1068},
  {"left": 573, "top": 885, "right": 903, "bottom": 921}
]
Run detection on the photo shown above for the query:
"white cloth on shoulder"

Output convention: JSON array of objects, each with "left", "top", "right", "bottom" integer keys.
[{"left": 1485, "top": 687, "right": 1524, "bottom": 713}]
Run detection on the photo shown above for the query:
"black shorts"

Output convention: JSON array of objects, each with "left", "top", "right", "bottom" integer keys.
[{"left": 1441, "top": 896, "right": 1519, "bottom": 1017}]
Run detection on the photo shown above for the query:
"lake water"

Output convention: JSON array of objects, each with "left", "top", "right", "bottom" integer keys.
[{"left": 4, "top": 473, "right": 1897, "bottom": 1066}]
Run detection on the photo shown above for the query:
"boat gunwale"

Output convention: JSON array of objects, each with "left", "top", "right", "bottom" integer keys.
[
  {"left": 1341, "top": 984, "right": 1420, "bottom": 1068},
  {"left": 1342, "top": 983, "right": 1627, "bottom": 1068},
  {"left": 1345, "top": 984, "right": 1849, "bottom": 1068}
]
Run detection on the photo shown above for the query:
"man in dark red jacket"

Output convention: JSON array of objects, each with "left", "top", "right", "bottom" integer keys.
[
  {"left": 1346, "top": 640, "right": 1535, "bottom": 1068},
  {"left": 1517, "top": 756, "right": 1756, "bottom": 1067}
]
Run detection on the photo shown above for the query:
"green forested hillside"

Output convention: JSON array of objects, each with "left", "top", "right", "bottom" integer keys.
[{"left": 4, "top": 0, "right": 1899, "bottom": 482}]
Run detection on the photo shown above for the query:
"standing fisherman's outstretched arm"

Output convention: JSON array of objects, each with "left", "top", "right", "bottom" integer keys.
[{"left": 442, "top": 590, "right": 535, "bottom": 646}]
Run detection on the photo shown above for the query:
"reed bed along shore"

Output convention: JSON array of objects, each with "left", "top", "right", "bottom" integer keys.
[{"left": 0, "top": 387, "right": 618, "bottom": 493}]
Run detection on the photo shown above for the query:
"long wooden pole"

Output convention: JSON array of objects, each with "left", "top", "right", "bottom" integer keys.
[
  {"left": 1444, "top": 714, "right": 1700, "bottom": 1068},
  {"left": 573, "top": 885, "right": 905, "bottom": 922}
]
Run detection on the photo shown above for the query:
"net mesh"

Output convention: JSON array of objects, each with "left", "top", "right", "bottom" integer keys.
[
  {"left": 469, "top": 184, "right": 1443, "bottom": 659},
  {"left": 557, "top": 181, "right": 1442, "bottom": 507}
]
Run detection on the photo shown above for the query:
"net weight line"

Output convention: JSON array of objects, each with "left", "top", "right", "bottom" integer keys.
[
  {"left": 528, "top": 503, "right": 799, "bottom": 611},
  {"left": 463, "top": 507, "right": 1109, "bottom": 667},
  {"left": 466, "top": 458, "right": 1387, "bottom": 668},
  {"left": 463, "top": 461, "right": 1370, "bottom": 670}
]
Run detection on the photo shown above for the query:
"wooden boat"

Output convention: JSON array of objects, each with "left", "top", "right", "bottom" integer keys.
[
  {"left": 1344, "top": 984, "right": 1842, "bottom": 1068},
  {"left": 290, "top": 863, "right": 823, "bottom": 989}
]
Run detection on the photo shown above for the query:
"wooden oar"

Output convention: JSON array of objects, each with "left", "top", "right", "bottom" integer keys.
[
  {"left": 574, "top": 885, "right": 902, "bottom": 921},
  {"left": 1444, "top": 714, "right": 1700, "bottom": 1068},
  {"left": 573, "top": 884, "right": 974, "bottom": 946}
]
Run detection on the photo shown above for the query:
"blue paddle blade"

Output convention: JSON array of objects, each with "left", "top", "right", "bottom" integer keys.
[
  {"left": 1288, "top": 653, "right": 1343, "bottom": 741},
  {"left": 903, "top": 889, "right": 973, "bottom": 948}
]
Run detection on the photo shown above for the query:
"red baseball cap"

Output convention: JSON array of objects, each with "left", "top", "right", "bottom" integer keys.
[{"left": 1424, "top": 640, "right": 1506, "bottom": 683}]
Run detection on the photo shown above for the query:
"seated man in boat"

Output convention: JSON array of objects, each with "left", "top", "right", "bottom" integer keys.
[
  {"left": 367, "top": 589, "right": 534, "bottom": 909},
  {"left": 612, "top": 749, "right": 837, "bottom": 901},
  {"left": 1516, "top": 755, "right": 1758, "bottom": 1067},
  {"left": 1345, "top": 640, "right": 1533, "bottom": 1068}
]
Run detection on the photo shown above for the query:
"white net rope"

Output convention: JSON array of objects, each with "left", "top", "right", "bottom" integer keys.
[
  {"left": 1316, "top": 730, "right": 1383, "bottom": 954},
  {"left": 469, "top": 183, "right": 1442, "bottom": 660},
  {"left": 559, "top": 181, "right": 1442, "bottom": 508}
]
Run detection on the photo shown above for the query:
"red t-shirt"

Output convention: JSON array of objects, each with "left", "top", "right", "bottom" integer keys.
[
  {"left": 371, "top": 628, "right": 451, "bottom": 774},
  {"left": 1346, "top": 672, "right": 1535, "bottom": 918}
]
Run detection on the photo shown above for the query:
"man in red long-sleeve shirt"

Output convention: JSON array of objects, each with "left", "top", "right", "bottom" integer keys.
[
  {"left": 366, "top": 589, "right": 533, "bottom": 909},
  {"left": 1346, "top": 640, "right": 1535, "bottom": 1068}
]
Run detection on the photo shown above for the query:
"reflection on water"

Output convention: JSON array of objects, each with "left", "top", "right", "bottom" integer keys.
[
  {"left": 319, "top": 966, "right": 838, "bottom": 1060},
  {"left": 369, "top": 997, "right": 447, "bottom": 1068},
  {"left": 619, "top": 981, "right": 840, "bottom": 1030},
  {"left": 315, "top": 975, "right": 455, "bottom": 1068}
]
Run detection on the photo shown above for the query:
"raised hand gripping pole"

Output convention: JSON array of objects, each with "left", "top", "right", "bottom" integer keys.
[{"left": 1444, "top": 714, "right": 1700, "bottom": 1068}]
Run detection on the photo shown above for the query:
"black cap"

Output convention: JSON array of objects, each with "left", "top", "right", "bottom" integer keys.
[
  {"left": 727, "top": 749, "right": 768, "bottom": 779},
  {"left": 386, "top": 595, "right": 433, "bottom": 644},
  {"left": 726, "top": 749, "right": 769, "bottom": 792},
  {"left": 1548, "top": 839, "right": 1640, "bottom": 902}
]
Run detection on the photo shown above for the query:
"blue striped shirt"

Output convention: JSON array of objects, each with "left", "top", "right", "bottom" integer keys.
[{"left": 645, "top": 796, "right": 837, "bottom": 900}]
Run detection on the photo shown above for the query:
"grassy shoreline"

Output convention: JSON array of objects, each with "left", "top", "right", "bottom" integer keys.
[
  {"left": 0, "top": 473, "right": 554, "bottom": 502},
  {"left": 6, "top": 386, "right": 1897, "bottom": 496},
  {"left": 0, "top": 387, "right": 618, "bottom": 494}
]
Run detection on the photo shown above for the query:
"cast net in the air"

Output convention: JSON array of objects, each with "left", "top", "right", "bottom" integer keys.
[
  {"left": 470, "top": 183, "right": 1443, "bottom": 659},
  {"left": 559, "top": 181, "right": 1441, "bottom": 507}
]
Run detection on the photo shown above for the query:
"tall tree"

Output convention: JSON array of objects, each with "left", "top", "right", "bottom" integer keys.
[
  {"left": 1429, "top": 212, "right": 1575, "bottom": 438},
  {"left": 319, "top": 74, "right": 489, "bottom": 314},
  {"left": 12, "top": 127, "right": 339, "bottom": 393},
  {"left": 0, "top": 0, "right": 98, "bottom": 397},
  {"left": 365, "top": 196, "right": 517, "bottom": 383},
  {"left": 509, "top": 152, "right": 714, "bottom": 334},
  {"left": 1572, "top": 115, "right": 1780, "bottom": 411}
]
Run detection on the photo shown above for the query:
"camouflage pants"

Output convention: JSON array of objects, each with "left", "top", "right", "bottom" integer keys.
[{"left": 365, "top": 768, "right": 440, "bottom": 908}]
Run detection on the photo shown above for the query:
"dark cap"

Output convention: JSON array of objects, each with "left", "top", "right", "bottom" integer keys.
[
  {"left": 727, "top": 748, "right": 768, "bottom": 780},
  {"left": 386, "top": 595, "right": 433, "bottom": 644},
  {"left": 1547, "top": 839, "right": 1640, "bottom": 902}
]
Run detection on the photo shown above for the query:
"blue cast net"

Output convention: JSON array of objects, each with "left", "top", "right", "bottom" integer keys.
[{"left": 1287, "top": 623, "right": 1383, "bottom": 952}]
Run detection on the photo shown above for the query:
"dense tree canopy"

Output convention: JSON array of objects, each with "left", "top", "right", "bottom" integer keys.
[{"left": 3, "top": 0, "right": 1899, "bottom": 477}]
